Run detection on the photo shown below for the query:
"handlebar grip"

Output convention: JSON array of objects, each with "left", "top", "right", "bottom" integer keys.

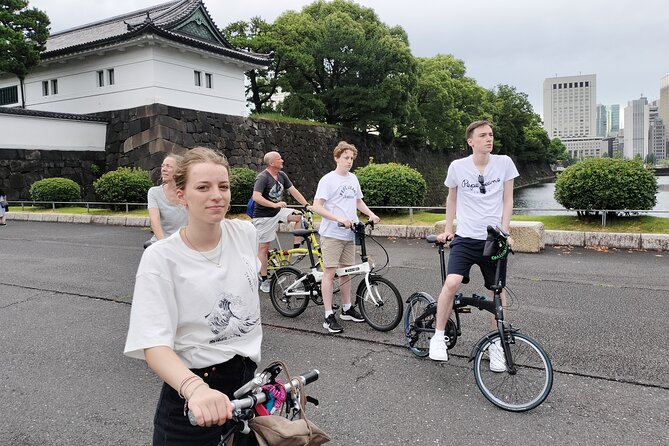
[
  {"left": 426, "top": 235, "right": 438, "bottom": 243},
  {"left": 300, "top": 369, "right": 320, "bottom": 385}
]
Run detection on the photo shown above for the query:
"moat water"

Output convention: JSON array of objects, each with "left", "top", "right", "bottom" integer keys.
[{"left": 514, "top": 176, "right": 669, "bottom": 217}]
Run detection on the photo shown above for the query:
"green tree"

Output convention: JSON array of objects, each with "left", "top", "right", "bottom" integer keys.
[
  {"left": 399, "top": 54, "right": 488, "bottom": 150},
  {"left": 486, "top": 84, "right": 539, "bottom": 158},
  {"left": 273, "top": 0, "right": 416, "bottom": 140},
  {"left": 547, "top": 138, "right": 569, "bottom": 163},
  {"left": 221, "top": 17, "right": 281, "bottom": 113},
  {"left": 554, "top": 158, "right": 657, "bottom": 218},
  {"left": 0, "top": 0, "right": 50, "bottom": 107}
]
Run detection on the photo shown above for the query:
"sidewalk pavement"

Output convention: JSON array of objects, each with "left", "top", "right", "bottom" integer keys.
[{"left": 4, "top": 211, "right": 669, "bottom": 251}]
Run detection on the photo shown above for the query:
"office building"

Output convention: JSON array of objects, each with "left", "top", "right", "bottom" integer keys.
[
  {"left": 607, "top": 104, "right": 620, "bottom": 133},
  {"left": 660, "top": 74, "right": 669, "bottom": 147},
  {"left": 596, "top": 104, "right": 607, "bottom": 137},
  {"left": 623, "top": 96, "right": 649, "bottom": 159},
  {"left": 649, "top": 101, "right": 666, "bottom": 161},
  {"left": 543, "top": 74, "right": 599, "bottom": 158}
]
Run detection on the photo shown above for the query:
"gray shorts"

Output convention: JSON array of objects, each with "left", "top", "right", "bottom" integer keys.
[{"left": 252, "top": 208, "right": 296, "bottom": 243}]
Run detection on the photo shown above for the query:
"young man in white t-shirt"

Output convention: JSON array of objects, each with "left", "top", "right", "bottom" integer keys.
[
  {"left": 428, "top": 121, "right": 519, "bottom": 371},
  {"left": 311, "top": 141, "right": 380, "bottom": 333}
]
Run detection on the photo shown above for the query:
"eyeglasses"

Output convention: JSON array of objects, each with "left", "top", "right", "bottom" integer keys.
[{"left": 478, "top": 175, "right": 486, "bottom": 194}]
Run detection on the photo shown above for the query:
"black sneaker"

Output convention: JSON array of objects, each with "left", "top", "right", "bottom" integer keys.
[
  {"left": 340, "top": 306, "right": 365, "bottom": 322},
  {"left": 323, "top": 314, "right": 343, "bottom": 333}
]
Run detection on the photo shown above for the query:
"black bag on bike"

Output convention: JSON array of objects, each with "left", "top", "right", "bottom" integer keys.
[{"left": 249, "top": 361, "right": 330, "bottom": 446}]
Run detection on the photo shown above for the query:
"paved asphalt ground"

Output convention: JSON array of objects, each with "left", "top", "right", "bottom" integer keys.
[{"left": 1, "top": 221, "right": 668, "bottom": 445}]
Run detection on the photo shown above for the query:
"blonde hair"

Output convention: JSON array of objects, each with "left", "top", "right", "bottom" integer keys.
[
  {"left": 173, "top": 147, "right": 230, "bottom": 191},
  {"left": 333, "top": 141, "right": 357, "bottom": 159}
]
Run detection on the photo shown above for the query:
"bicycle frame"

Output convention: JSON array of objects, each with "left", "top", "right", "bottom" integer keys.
[
  {"left": 280, "top": 221, "right": 381, "bottom": 302},
  {"left": 425, "top": 227, "right": 516, "bottom": 368},
  {"left": 267, "top": 210, "right": 325, "bottom": 273}
]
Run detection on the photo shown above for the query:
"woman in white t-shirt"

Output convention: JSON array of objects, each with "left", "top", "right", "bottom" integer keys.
[
  {"left": 144, "top": 154, "right": 188, "bottom": 248},
  {"left": 125, "top": 147, "right": 262, "bottom": 445}
]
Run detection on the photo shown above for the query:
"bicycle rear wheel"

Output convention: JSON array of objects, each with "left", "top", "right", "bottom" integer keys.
[
  {"left": 356, "top": 276, "right": 403, "bottom": 332},
  {"left": 269, "top": 267, "right": 310, "bottom": 317},
  {"left": 473, "top": 332, "right": 553, "bottom": 412},
  {"left": 403, "top": 292, "right": 436, "bottom": 357}
]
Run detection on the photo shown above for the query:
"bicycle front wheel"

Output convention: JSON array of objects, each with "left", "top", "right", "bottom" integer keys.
[
  {"left": 356, "top": 276, "right": 403, "bottom": 332},
  {"left": 269, "top": 267, "right": 310, "bottom": 318},
  {"left": 473, "top": 332, "right": 553, "bottom": 412}
]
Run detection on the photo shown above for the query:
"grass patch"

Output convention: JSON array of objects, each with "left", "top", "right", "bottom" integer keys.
[
  {"left": 10, "top": 206, "right": 669, "bottom": 233},
  {"left": 250, "top": 113, "right": 340, "bottom": 128},
  {"left": 512, "top": 214, "right": 669, "bottom": 233}
]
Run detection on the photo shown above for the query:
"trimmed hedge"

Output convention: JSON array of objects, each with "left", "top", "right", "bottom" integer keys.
[
  {"left": 93, "top": 167, "right": 153, "bottom": 203},
  {"left": 230, "top": 167, "right": 258, "bottom": 206},
  {"left": 554, "top": 158, "right": 657, "bottom": 216},
  {"left": 355, "top": 162, "right": 426, "bottom": 210},
  {"left": 29, "top": 177, "right": 81, "bottom": 202}
]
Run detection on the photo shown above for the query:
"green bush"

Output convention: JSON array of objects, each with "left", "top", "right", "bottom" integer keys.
[
  {"left": 29, "top": 177, "right": 81, "bottom": 203},
  {"left": 93, "top": 167, "right": 153, "bottom": 204},
  {"left": 554, "top": 158, "right": 657, "bottom": 217},
  {"left": 355, "top": 161, "right": 426, "bottom": 210},
  {"left": 230, "top": 167, "right": 258, "bottom": 206}
]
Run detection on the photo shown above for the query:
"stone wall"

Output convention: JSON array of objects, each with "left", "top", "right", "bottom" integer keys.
[
  {"left": 1, "top": 103, "right": 554, "bottom": 203},
  {"left": 98, "top": 103, "right": 554, "bottom": 206},
  {"left": 0, "top": 148, "right": 105, "bottom": 200}
]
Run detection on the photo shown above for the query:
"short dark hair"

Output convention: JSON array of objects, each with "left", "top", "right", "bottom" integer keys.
[{"left": 465, "top": 120, "right": 493, "bottom": 140}]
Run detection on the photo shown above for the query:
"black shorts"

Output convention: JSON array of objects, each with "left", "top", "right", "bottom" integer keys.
[{"left": 447, "top": 235, "right": 508, "bottom": 290}]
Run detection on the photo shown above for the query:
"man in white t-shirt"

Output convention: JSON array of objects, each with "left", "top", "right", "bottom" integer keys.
[
  {"left": 428, "top": 120, "right": 519, "bottom": 371},
  {"left": 311, "top": 141, "right": 379, "bottom": 333}
]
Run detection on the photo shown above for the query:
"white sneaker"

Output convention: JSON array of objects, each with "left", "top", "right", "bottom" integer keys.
[
  {"left": 259, "top": 279, "right": 271, "bottom": 293},
  {"left": 488, "top": 340, "right": 507, "bottom": 372},
  {"left": 428, "top": 336, "right": 448, "bottom": 361}
]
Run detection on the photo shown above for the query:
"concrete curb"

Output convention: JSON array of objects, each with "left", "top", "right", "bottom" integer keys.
[{"left": 5, "top": 212, "right": 669, "bottom": 252}]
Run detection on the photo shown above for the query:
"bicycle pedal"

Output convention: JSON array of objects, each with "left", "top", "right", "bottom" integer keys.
[{"left": 459, "top": 307, "right": 471, "bottom": 313}]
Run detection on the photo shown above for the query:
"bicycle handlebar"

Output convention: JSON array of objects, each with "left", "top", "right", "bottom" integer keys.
[
  {"left": 187, "top": 369, "right": 320, "bottom": 426},
  {"left": 337, "top": 219, "right": 374, "bottom": 231},
  {"left": 426, "top": 225, "right": 509, "bottom": 245}
]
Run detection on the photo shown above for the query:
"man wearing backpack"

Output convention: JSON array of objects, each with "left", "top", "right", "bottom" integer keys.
[{"left": 252, "top": 151, "right": 310, "bottom": 293}]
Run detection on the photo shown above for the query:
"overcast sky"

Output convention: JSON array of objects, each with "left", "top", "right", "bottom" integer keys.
[{"left": 29, "top": 0, "right": 669, "bottom": 117}]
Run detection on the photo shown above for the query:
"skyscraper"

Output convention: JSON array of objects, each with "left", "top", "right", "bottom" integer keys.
[
  {"left": 649, "top": 101, "right": 666, "bottom": 161},
  {"left": 607, "top": 104, "right": 620, "bottom": 133},
  {"left": 596, "top": 104, "right": 608, "bottom": 137},
  {"left": 623, "top": 96, "right": 649, "bottom": 159},
  {"left": 543, "top": 74, "right": 601, "bottom": 158},
  {"left": 659, "top": 74, "right": 669, "bottom": 147}
]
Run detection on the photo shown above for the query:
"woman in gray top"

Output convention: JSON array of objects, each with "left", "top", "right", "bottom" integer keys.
[{"left": 145, "top": 154, "right": 188, "bottom": 247}]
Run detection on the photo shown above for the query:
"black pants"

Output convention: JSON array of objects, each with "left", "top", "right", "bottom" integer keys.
[{"left": 152, "top": 355, "right": 258, "bottom": 446}]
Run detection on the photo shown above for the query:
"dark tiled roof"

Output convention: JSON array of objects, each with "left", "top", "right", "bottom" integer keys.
[
  {"left": 43, "top": 0, "right": 271, "bottom": 67},
  {"left": 0, "top": 106, "right": 107, "bottom": 122}
]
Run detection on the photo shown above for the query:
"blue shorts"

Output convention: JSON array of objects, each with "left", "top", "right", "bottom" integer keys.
[{"left": 447, "top": 235, "right": 508, "bottom": 290}]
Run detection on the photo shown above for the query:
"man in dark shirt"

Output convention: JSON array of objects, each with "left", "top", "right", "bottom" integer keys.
[{"left": 252, "top": 151, "right": 310, "bottom": 292}]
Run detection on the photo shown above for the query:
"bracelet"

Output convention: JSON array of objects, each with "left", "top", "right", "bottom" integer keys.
[
  {"left": 182, "top": 377, "right": 204, "bottom": 399},
  {"left": 186, "top": 382, "right": 209, "bottom": 400},
  {"left": 178, "top": 375, "right": 200, "bottom": 399}
]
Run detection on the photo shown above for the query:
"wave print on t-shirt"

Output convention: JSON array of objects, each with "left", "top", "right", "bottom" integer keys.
[{"left": 205, "top": 291, "right": 260, "bottom": 343}]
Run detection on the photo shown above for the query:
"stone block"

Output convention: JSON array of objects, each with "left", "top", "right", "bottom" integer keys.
[
  {"left": 434, "top": 220, "right": 544, "bottom": 253},
  {"left": 545, "top": 230, "right": 584, "bottom": 247},
  {"left": 585, "top": 232, "right": 641, "bottom": 250},
  {"left": 641, "top": 234, "right": 669, "bottom": 251},
  {"left": 126, "top": 216, "right": 150, "bottom": 227},
  {"left": 6, "top": 212, "right": 28, "bottom": 221},
  {"left": 510, "top": 221, "right": 544, "bottom": 253}
]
